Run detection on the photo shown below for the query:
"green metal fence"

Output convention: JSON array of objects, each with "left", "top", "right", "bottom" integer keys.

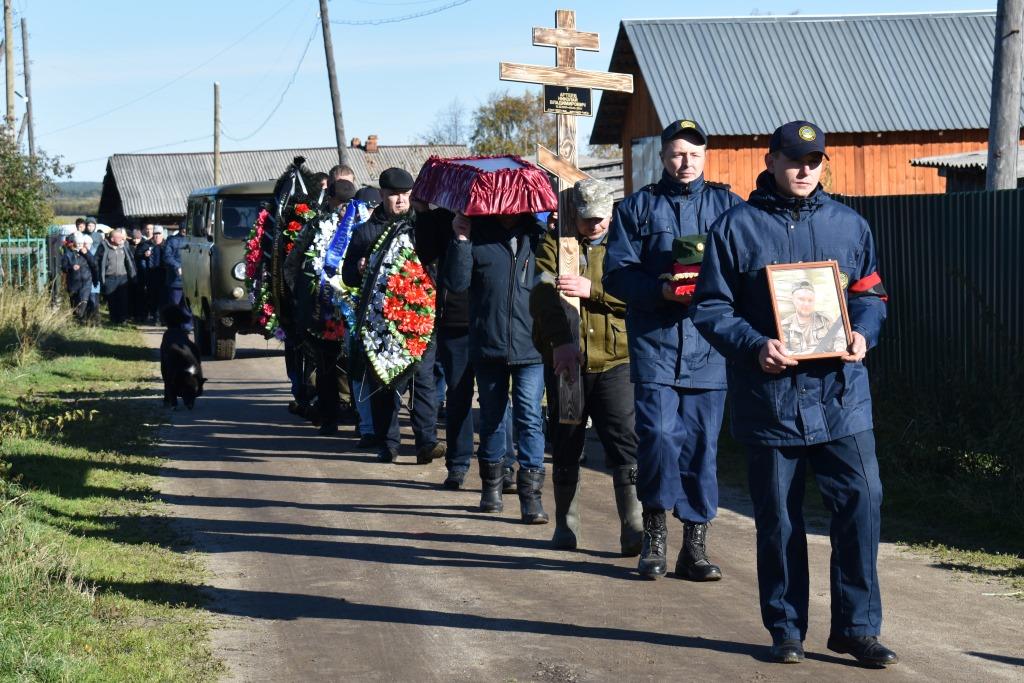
[
  {"left": 835, "top": 188, "right": 1024, "bottom": 384},
  {"left": 0, "top": 230, "right": 50, "bottom": 291}
]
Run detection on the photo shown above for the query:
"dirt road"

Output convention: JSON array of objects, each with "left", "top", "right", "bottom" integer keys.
[{"left": 149, "top": 332, "right": 1023, "bottom": 682}]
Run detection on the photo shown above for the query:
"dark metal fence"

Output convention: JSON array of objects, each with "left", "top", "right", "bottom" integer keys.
[{"left": 835, "top": 189, "right": 1024, "bottom": 384}]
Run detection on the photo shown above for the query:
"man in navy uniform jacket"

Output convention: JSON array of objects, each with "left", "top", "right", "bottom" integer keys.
[
  {"left": 692, "top": 120, "right": 898, "bottom": 667},
  {"left": 603, "top": 119, "right": 741, "bottom": 582}
]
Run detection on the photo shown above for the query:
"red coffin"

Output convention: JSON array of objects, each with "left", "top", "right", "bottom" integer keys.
[{"left": 412, "top": 155, "right": 558, "bottom": 216}]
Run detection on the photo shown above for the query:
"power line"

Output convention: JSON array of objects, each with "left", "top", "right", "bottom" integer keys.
[
  {"left": 39, "top": 0, "right": 296, "bottom": 137},
  {"left": 68, "top": 134, "right": 213, "bottom": 166},
  {"left": 331, "top": 0, "right": 472, "bottom": 25},
  {"left": 227, "top": 5, "right": 317, "bottom": 107},
  {"left": 221, "top": 20, "right": 319, "bottom": 143}
]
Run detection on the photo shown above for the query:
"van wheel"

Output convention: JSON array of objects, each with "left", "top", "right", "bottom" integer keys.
[{"left": 213, "top": 327, "right": 236, "bottom": 361}]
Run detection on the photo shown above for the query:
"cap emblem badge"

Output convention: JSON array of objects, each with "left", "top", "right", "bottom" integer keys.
[
  {"left": 679, "top": 120, "right": 696, "bottom": 129},
  {"left": 798, "top": 125, "right": 817, "bottom": 141}
]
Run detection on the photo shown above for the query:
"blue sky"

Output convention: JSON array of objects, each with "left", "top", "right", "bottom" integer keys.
[{"left": 7, "top": 0, "right": 996, "bottom": 180}]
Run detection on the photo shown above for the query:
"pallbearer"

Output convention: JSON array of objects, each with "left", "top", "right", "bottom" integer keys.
[
  {"left": 603, "top": 119, "right": 741, "bottom": 580},
  {"left": 693, "top": 121, "right": 898, "bottom": 667}
]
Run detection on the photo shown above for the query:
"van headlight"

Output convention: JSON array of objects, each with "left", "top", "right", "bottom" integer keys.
[{"left": 232, "top": 262, "right": 246, "bottom": 280}]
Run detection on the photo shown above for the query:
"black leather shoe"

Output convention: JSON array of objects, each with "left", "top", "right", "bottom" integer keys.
[
  {"left": 826, "top": 635, "right": 899, "bottom": 667},
  {"left": 416, "top": 442, "right": 446, "bottom": 465},
  {"left": 674, "top": 522, "right": 723, "bottom": 581},
  {"left": 443, "top": 469, "right": 466, "bottom": 490},
  {"left": 376, "top": 448, "right": 397, "bottom": 463},
  {"left": 516, "top": 467, "right": 549, "bottom": 524},
  {"left": 769, "top": 639, "right": 804, "bottom": 664},
  {"left": 638, "top": 510, "right": 668, "bottom": 579}
]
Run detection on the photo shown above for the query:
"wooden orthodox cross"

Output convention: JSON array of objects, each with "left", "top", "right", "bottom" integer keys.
[{"left": 500, "top": 9, "right": 633, "bottom": 424}]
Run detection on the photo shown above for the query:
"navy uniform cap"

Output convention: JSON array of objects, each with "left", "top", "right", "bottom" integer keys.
[
  {"left": 378, "top": 167, "right": 415, "bottom": 191},
  {"left": 661, "top": 118, "right": 708, "bottom": 145},
  {"left": 769, "top": 121, "right": 829, "bottom": 160}
]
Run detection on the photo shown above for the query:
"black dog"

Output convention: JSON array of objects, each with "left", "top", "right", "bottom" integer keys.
[{"left": 160, "top": 305, "right": 206, "bottom": 409}]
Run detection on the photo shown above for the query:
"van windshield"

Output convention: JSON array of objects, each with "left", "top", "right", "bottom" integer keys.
[{"left": 219, "top": 197, "right": 265, "bottom": 239}]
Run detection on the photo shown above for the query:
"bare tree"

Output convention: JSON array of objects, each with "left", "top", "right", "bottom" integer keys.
[{"left": 421, "top": 98, "right": 470, "bottom": 146}]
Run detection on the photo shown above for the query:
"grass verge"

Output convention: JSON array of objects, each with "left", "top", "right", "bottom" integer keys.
[{"left": 0, "top": 321, "right": 220, "bottom": 681}]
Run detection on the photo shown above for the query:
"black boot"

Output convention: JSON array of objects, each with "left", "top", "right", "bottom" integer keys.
[
  {"left": 612, "top": 466, "right": 643, "bottom": 556},
  {"left": 502, "top": 465, "right": 516, "bottom": 493},
  {"left": 478, "top": 460, "right": 504, "bottom": 513},
  {"left": 551, "top": 467, "right": 580, "bottom": 549},
  {"left": 674, "top": 522, "right": 722, "bottom": 581},
  {"left": 638, "top": 509, "right": 668, "bottom": 579},
  {"left": 517, "top": 467, "right": 549, "bottom": 524}
]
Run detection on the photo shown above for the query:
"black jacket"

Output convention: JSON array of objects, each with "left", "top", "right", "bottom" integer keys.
[
  {"left": 441, "top": 214, "right": 545, "bottom": 365},
  {"left": 62, "top": 248, "right": 97, "bottom": 291},
  {"left": 341, "top": 206, "right": 451, "bottom": 290}
]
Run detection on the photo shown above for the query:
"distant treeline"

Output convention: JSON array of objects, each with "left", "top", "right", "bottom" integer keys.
[{"left": 50, "top": 181, "right": 102, "bottom": 218}]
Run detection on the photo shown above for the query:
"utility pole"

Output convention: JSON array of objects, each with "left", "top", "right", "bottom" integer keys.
[
  {"left": 4, "top": 0, "right": 14, "bottom": 130},
  {"left": 986, "top": 0, "right": 1024, "bottom": 190},
  {"left": 318, "top": 0, "right": 347, "bottom": 165},
  {"left": 213, "top": 82, "right": 221, "bottom": 184},
  {"left": 20, "top": 18, "right": 33, "bottom": 157}
]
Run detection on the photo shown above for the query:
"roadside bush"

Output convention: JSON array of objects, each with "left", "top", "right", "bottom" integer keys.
[
  {"left": 873, "top": 366, "right": 1024, "bottom": 551},
  {"left": 0, "top": 285, "right": 70, "bottom": 366}
]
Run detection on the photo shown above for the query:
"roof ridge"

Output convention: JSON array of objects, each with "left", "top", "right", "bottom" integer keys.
[
  {"left": 621, "top": 10, "right": 995, "bottom": 24},
  {"left": 110, "top": 143, "right": 466, "bottom": 159}
]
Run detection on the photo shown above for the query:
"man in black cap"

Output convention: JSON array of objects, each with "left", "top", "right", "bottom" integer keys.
[
  {"left": 342, "top": 167, "right": 447, "bottom": 465},
  {"left": 693, "top": 120, "right": 897, "bottom": 666},
  {"left": 603, "top": 118, "right": 742, "bottom": 581}
]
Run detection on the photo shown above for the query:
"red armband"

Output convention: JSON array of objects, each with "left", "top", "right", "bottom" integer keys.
[{"left": 849, "top": 272, "right": 888, "bottom": 303}]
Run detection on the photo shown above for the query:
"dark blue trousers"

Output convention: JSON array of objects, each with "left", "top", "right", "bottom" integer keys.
[
  {"left": 633, "top": 384, "right": 726, "bottom": 523},
  {"left": 437, "top": 328, "right": 475, "bottom": 472},
  {"left": 370, "top": 337, "right": 439, "bottom": 453},
  {"left": 746, "top": 430, "right": 883, "bottom": 642}
]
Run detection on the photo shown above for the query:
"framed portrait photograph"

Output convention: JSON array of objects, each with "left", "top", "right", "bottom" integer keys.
[{"left": 765, "top": 261, "right": 852, "bottom": 361}]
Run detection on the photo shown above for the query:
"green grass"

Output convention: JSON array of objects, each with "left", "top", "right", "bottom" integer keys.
[{"left": 0, "top": 322, "right": 220, "bottom": 681}]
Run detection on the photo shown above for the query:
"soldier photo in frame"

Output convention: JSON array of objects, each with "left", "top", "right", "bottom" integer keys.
[{"left": 766, "top": 261, "right": 852, "bottom": 360}]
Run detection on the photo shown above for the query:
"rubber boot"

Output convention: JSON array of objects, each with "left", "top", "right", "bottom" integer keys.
[
  {"left": 638, "top": 509, "right": 668, "bottom": 579},
  {"left": 502, "top": 465, "right": 516, "bottom": 493},
  {"left": 478, "top": 460, "right": 504, "bottom": 513},
  {"left": 612, "top": 466, "right": 644, "bottom": 557},
  {"left": 517, "top": 467, "right": 549, "bottom": 524},
  {"left": 675, "top": 522, "right": 722, "bottom": 581},
  {"left": 550, "top": 466, "right": 581, "bottom": 549}
]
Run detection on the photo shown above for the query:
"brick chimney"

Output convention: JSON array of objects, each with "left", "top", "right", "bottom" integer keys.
[
  {"left": 365, "top": 134, "right": 379, "bottom": 153},
  {"left": 350, "top": 137, "right": 362, "bottom": 148}
]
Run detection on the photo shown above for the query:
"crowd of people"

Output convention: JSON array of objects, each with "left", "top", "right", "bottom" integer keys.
[
  {"left": 245, "top": 117, "right": 896, "bottom": 668},
  {"left": 60, "top": 218, "right": 190, "bottom": 326}
]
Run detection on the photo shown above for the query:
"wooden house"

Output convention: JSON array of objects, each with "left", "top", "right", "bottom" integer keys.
[{"left": 591, "top": 11, "right": 1024, "bottom": 197}]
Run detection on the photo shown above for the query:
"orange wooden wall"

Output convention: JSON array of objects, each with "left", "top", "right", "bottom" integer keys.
[
  {"left": 703, "top": 131, "right": 990, "bottom": 198},
  {"left": 615, "top": 75, "right": 996, "bottom": 198}
]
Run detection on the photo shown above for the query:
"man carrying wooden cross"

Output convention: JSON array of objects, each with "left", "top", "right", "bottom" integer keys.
[{"left": 603, "top": 119, "right": 742, "bottom": 581}]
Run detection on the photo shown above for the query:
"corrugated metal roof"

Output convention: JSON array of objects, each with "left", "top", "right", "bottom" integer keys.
[
  {"left": 522, "top": 154, "right": 625, "bottom": 200},
  {"left": 592, "top": 11, "right": 1015, "bottom": 143},
  {"left": 911, "top": 147, "right": 1024, "bottom": 174},
  {"left": 103, "top": 144, "right": 468, "bottom": 218}
]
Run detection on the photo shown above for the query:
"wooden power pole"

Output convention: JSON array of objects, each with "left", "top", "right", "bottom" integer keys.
[
  {"left": 987, "top": 0, "right": 1024, "bottom": 190},
  {"left": 20, "top": 18, "right": 33, "bottom": 157},
  {"left": 213, "top": 82, "right": 221, "bottom": 184},
  {"left": 4, "top": 0, "right": 14, "bottom": 130},
  {"left": 318, "top": 0, "right": 347, "bottom": 165}
]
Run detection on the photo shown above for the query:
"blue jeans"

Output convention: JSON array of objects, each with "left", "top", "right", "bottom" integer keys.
[
  {"left": 633, "top": 384, "right": 726, "bottom": 523},
  {"left": 350, "top": 378, "right": 375, "bottom": 436},
  {"left": 747, "top": 431, "right": 883, "bottom": 642},
  {"left": 475, "top": 361, "right": 544, "bottom": 470}
]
